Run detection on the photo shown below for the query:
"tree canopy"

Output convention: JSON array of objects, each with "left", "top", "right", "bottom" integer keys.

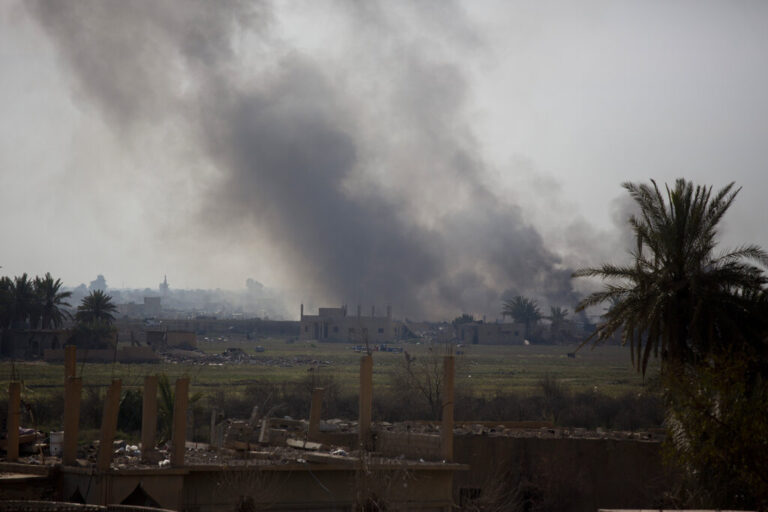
[
  {"left": 76, "top": 289, "right": 117, "bottom": 325},
  {"left": 502, "top": 296, "right": 541, "bottom": 339},
  {"left": 574, "top": 179, "right": 768, "bottom": 374},
  {"left": 0, "top": 272, "right": 72, "bottom": 330},
  {"left": 36, "top": 272, "right": 72, "bottom": 329}
]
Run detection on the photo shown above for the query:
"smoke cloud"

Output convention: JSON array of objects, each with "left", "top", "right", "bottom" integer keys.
[{"left": 29, "top": 0, "right": 581, "bottom": 318}]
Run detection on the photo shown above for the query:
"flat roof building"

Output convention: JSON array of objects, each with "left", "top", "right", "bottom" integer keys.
[{"left": 299, "top": 304, "right": 405, "bottom": 343}]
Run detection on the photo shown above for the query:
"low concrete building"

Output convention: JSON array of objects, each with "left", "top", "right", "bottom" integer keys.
[
  {"left": 299, "top": 304, "right": 404, "bottom": 343},
  {"left": 456, "top": 322, "right": 524, "bottom": 345}
]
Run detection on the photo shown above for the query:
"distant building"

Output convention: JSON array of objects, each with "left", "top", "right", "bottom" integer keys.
[
  {"left": 144, "top": 296, "right": 161, "bottom": 316},
  {"left": 299, "top": 304, "right": 404, "bottom": 343},
  {"left": 116, "top": 296, "right": 162, "bottom": 319},
  {"left": 456, "top": 322, "right": 524, "bottom": 345},
  {"left": 146, "top": 329, "right": 197, "bottom": 350}
]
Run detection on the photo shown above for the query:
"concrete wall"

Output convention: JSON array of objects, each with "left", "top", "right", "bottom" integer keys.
[
  {"left": 60, "top": 469, "right": 185, "bottom": 510},
  {"left": 59, "top": 464, "right": 458, "bottom": 512},
  {"left": 166, "top": 331, "right": 196, "bottom": 349},
  {"left": 145, "top": 330, "right": 196, "bottom": 350},
  {"left": 453, "top": 435, "right": 671, "bottom": 511},
  {"left": 185, "top": 464, "right": 455, "bottom": 512}
]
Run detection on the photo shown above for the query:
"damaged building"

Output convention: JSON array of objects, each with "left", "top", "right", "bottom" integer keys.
[
  {"left": 0, "top": 346, "right": 464, "bottom": 511},
  {"left": 299, "top": 304, "right": 407, "bottom": 343},
  {"left": 0, "top": 346, "right": 672, "bottom": 511}
]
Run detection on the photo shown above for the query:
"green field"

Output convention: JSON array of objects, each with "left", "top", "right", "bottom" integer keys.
[{"left": 0, "top": 339, "right": 657, "bottom": 400}]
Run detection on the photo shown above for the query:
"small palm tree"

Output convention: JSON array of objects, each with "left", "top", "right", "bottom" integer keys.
[
  {"left": 36, "top": 273, "right": 72, "bottom": 329},
  {"left": 502, "top": 296, "right": 542, "bottom": 340},
  {"left": 76, "top": 289, "right": 117, "bottom": 325},
  {"left": 158, "top": 373, "right": 175, "bottom": 444},
  {"left": 157, "top": 373, "right": 202, "bottom": 444},
  {"left": 574, "top": 179, "right": 768, "bottom": 374}
]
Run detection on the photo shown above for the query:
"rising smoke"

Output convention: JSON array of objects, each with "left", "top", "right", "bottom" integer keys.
[{"left": 29, "top": 0, "right": 583, "bottom": 319}]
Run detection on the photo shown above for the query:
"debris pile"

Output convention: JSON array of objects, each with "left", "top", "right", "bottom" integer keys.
[{"left": 159, "top": 348, "right": 334, "bottom": 368}]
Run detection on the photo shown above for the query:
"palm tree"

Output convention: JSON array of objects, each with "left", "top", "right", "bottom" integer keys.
[
  {"left": 157, "top": 373, "right": 202, "bottom": 444},
  {"left": 10, "top": 273, "right": 39, "bottom": 329},
  {"left": 502, "top": 296, "right": 542, "bottom": 340},
  {"left": 574, "top": 179, "right": 768, "bottom": 375},
  {"left": 35, "top": 273, "right": 72, "bottom": 329},
  {"left": 158, "top": 373, "right": 175, "bottom": 444},
  {"left": 0, "top": 276, "right": 12, "bottom": 330},
  {"left": 547, "top": 306, "right": 569, "bottom": 342},
  {"left": 547, "top": 306, "right": 568, "bottom": 323},
  {"left": 75, "top": 289, "right": 117, "bottom": 325}
]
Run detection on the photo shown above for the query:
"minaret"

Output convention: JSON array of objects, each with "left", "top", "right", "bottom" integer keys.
[{"left": 159, "top": 275, "right": 170, "bottom": 297}]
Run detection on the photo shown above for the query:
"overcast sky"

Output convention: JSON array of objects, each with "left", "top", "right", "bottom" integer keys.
[{"left": 2, "top": 1, "right": 767, "bottom": 318}]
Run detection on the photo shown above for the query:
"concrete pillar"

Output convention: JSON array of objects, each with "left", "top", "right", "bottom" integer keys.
[
  {"left": 441, "top": 356, "right": 455, "bottom": 462},
  {"left": 358, "top": 355, "right": 373, "bottom": 450},
  {"left": 386, "top": 305, "right": 391, "bottom": 319},
  {"left": 6, "top": 382, "right": 21, "bottom": 462},
  {"left": 308, "top": 387, "right": 325, "bottom": 441},
  {"left": 171, "top": 377, "right": 189, "bottom": 467},
  {"left": 97, "top": 379, "right": 122, "bottom": 471},
  {"left": 300, "top": 303, "right": 304, "bottom": 321},
  {"left": 141, "top": 375, "right": 158, "bottom": 461},
  {"left": 210, "top": 408, "right": 218, "bottom": 448},
  {"left": 248, "top": 405, "right": 259, "bottom": 427},
  {"left": 65, "top": 345, "right": 77, "bottom": 379},
  {"left": 62, "top": 377, "right": 82, "bottom": 465}
]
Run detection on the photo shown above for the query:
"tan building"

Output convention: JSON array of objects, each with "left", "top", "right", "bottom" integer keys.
[
  {"left": 456, "top": 321, "right": 524, "bottom": 345},
  {"left": 299, "top": 304, "right": 404, "bottom": 343}
]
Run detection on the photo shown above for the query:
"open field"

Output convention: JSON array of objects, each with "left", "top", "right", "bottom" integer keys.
[{"left": 0, "top": 339, "right": 658, "bottom": 400}]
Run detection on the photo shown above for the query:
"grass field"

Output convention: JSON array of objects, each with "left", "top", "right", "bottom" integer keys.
[{"left": 0, "top": 338, "right": 657, "bottom": 400}]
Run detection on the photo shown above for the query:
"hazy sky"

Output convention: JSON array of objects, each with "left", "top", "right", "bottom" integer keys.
[{"left": 2, "top": 1, "right": 767, "bottom": 318}]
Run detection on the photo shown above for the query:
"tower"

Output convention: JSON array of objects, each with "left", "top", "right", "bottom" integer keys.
[{"left": 159, "top": 275, "right": 169, "bottom": 296}]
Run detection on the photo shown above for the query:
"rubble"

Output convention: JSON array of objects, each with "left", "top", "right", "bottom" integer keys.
[{"left": 158, "top": 347, "right": 334, "bottom": 368}]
